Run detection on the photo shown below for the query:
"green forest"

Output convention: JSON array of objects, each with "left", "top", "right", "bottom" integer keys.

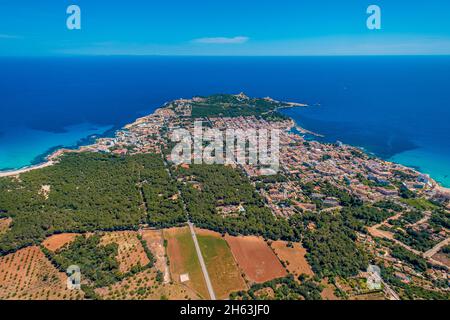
[
  {"left": 174, "top": 164, "right": 294, "bottom": 240},
  {"left": 188, "top": 94, "right": 288, "bottom": 119},
  {"left": 44, "top": 234, "right": 121, "bottom": 288},
  {"left": 230, "top": 275, "right": 323, "bottom": 300},
  {"left": 0, "top": 152, "right": 185, "bottom": 255},
  {"left": 290, "top": 212, "right": 369, "bottom": 278}
]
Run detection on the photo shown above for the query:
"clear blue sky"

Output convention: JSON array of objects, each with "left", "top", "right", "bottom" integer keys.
[{"left": 1, "top": 0, "right": 449, "bottom": 56}]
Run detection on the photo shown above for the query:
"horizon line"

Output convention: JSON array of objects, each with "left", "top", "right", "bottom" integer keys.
[{"left": 1, "top": 54, "right": 450, "bottom": 58}]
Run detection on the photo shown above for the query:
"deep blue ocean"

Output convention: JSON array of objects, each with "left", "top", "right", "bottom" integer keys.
[{"left": 0, "top": 56, "right": 449, "bottom": 186}]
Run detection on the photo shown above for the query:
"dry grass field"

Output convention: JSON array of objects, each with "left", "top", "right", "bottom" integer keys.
[
  {"left": 0, "top": 246, "right": 82, "bottom": 300},
  {"left": 225, "top": 235, "right": 287, "bottom": 283},
  {"left": 164, "top": 227, "right": 209, "bottom": 299},
  {"left": 271, "top": 241, "right": 313, "bottom": 278},
  {"left": 195, "top": 228, "right": 247, "bottom": 299},
  {"left": 0, "top": 217, "right": 12, "bottom": 235}
]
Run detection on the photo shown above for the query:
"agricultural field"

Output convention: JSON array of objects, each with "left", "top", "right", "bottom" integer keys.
[
  {"left": 42, "top": 233, "right": 79, "bottom": 252},
  {"left": 0, "top": 246, "right": 81, "bottom": 300},
  {"left": 164, "top": 227, "right": 209, "bottom": 299},
  {"left": 95, "top": 268, "right": 200, "bottom": 300},
  {"left": 139, "top": 229, "right": 170, "bottom": 283},
  {"left": 270, "top": 241, "right": 313, "bottom": 278},
  {"left": 195, "top": 228, "right": 247, "bottom": 299},
  {"left": 225, "top": 235, "right": 287, "bottom": 283},
  {"left": 101, "top": 231, "right": 150, "bottom": 274}
]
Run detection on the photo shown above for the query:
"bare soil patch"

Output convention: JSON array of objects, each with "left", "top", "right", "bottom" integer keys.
[
  {"left": 320, "top": 279, "right": 339, "bottom": 300},
  {"left": 271, "top": 241, "right": 313, "bottom": 278},
  {"left": 139, "top": 229, "right": 170, "bottom": 283},
  {"left": 225, "top": 235, "right": 286, "bottom": 283},
  {"left": 42, "top": 233, "right": 79, "bottom": 252}
]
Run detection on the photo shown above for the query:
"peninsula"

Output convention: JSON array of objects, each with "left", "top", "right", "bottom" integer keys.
[{"left": 0, "top": 93, "right": 449, "bottom": 301}]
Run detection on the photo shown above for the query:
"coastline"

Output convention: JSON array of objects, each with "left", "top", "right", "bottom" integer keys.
[
  {"left": 279, "top": 108, "right": 450, "bottom": 189},
  {"left": 285, "top": 120, "right": 450, "bottom": 195},
  {"left": 303, "top": 129, "right": 450, "bottom": 189},
  {"left": 1, "top": 96, "right": 450, "bottom": 195},
  {"left": 0, "top": 124, "right": 121, "bottom": 177},
  {"left": 0, "top": 161, "right": 55, "bottom": 178}
]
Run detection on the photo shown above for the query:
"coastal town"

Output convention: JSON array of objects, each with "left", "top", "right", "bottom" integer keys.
[
  {"left": 0, "top": 93, "right": 449, "bottom": 300},
  {"left": 76, "top": 93, "right": 450, "bottom": 209}
]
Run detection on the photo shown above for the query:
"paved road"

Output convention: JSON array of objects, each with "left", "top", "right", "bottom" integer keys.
[
  {"left": 161, "top": 155, "right": 216, "bottom": 299},
  {"left": 188, "top": 221, "right": 216, "bottom": 300}
]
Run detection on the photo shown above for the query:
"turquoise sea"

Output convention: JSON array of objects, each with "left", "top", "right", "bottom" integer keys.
[
  {"left": 0, "top": 56, "right": 449, "bottom": 186},
  {"left": 0, "top": 123, "right": 113, "bottom": 171}
]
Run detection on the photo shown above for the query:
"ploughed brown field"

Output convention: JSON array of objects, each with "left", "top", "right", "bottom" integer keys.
[
  {"left": 0, "top": 246, "right": 82, "bottom": 300},
  {"left": 42, "top": 233, "right": 79, "bottom": 252},
  {"left": 270, "top": 240, "right": 313, "bottom": 278},
  {"left": 224, "top": 235, "right": 287, "bottom": 283},
  {"left": 101, "top": 231, "right": 150, "bottom": 274}
]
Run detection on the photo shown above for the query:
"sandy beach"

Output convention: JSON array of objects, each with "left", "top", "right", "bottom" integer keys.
[
  {"left": 0, "top": 148, "right": 81, "bottom": 178},
  {"left": 0, "top": 161, "right": 55, "bottom": 178}
]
